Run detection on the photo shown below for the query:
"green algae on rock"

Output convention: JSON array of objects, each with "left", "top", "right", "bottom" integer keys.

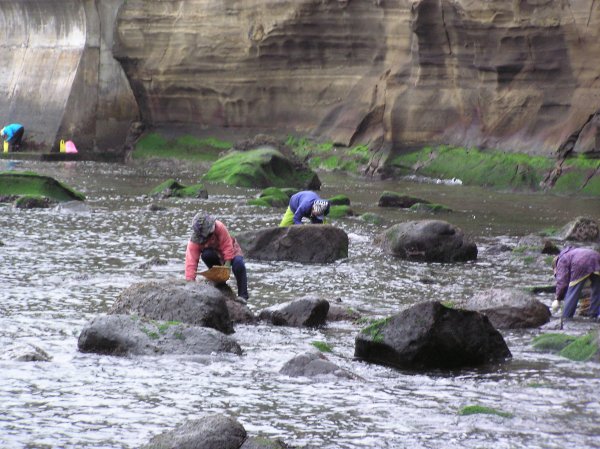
[
  {"left": 149, "top": 179, "right": 208, "bottom": 199},
  {"left": 248, "top": 187, "right": 294, "bottom": 208},
  {"left": 133, "top": 133, "right": 231, "bottom": 162},
  {"left": 0, "top": 171, "right": 85, "bottom": 202},
  {"left": 532, "top": 332, "right": 599, "bottom": 362},
  {"left": 389, "top": 146, "right": 600, "bottom": 195},
  {"left": 204, "top": 148, "right": 320, "bottom": 189},
  {"left": 458, "top": 405, "right": 513, "bottom": 418}
]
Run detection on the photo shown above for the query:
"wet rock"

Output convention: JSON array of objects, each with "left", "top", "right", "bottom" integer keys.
[
  {"left": 204, "top": 148, "right": 320, "bottom": 190},
  {"left": 149, "top": 178, "right": 208, "bottom": 199},
  {"left": 354, "top": 301, "right": 511, "bottom": 370},
  {"left": 249, "top": 187, "right": 292, "bottom": 208},
  {"left": 327, "top": 303, "right": 362, "bottom": 322},
  {"left": 224, "top": 295, "right": 258, "bottom": 325},
  {"left": 110, "top": 281, "right": 234, "bottom": 334},
  {"left": 280, "top": 350, "right": 357, "bottom": 379},
  {"left": 328, "top": 194, "right": 350, "bottom": 206},
  {"left": 541, "top": 239, "right": 561, "bottom": 255},
  {"left": 78, "top": 314, "right": 242, "bottom": 357},
  {"left": 14, "top": 196, "right": 56, "bottom": 209},
  {"left": 241, "top": 437, "right": 292, "bottom": 449},
  {"left": 236, "top": 225, "right": 348, "bottom": 263},
  {"left": 559, "top": 216, "right": 600, "bottom": 242},
  {"left": 462, "top": 288, "right": 551, "bottom": 329},
  {"left": 259, "top": 297, "right": 329, "bottom": 328},
  {"left": 2, "top": 343, "right": 52, "bottom": 362},
  {"left": 137, "top": 256, "right": 168, "bottom": 270},
  {"left": 146, "top": 203, "right": 167, "bottom": 212},
  {"left": 140, "top": 414, "right": 246, "bottom": 449},
  {"left": 375, "top": 220, "right": 477, "bottom": 262},
  {"left": 378, "top": 191, "right": 429, "bottom": 208},
  {"left": 359, "top": 212, "right": 386, "bottom": 225}
]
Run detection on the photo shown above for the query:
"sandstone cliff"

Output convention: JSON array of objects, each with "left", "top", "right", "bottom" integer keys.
[{"left": 1, "top": 0, "right": 599, "bottom": 161}]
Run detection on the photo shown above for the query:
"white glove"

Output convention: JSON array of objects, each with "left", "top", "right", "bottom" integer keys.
[{"left": 551, "top": 299, "right": 561, "bottom": 314}]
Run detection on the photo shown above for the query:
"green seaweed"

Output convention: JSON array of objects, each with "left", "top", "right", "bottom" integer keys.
[
  {"left": 458, "top": 405, "right": 513, "bottom": 418},
  {"left": 328, "top": 205, "right": 352, "bottom": 219},
  {"left": 360, "top": 317, "right": 391, "bottom": 343},
  {"left": 311, "top": 341, "right": 333, "bottom": 353},
  {"left": 133, "top": 132, "right": 231, "bottom": 162},
  {"left": 532, "top": 333, "right": 578, "bottom": 352},
  {"left": 0, "top": 171, "right": 85, "bottom": 202},
  {"left": 204, "top": 148, "right": 318, "bottom": 189},
  {"left": 559, "top": 333, "right": 598, "bottom": 362}
]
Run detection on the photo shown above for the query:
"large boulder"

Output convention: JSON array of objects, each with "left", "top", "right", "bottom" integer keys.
[
  {"left": 559, "top": 216, "right": 600, "bottom": 242},
  {"left": 354, "top": 301, "right": 511, "bottom": 370},
  {"left": 378, "top": 191, "right": 429, "bottom": 208},
  {"left": 149, "top": 178, "right": 208, "bottom": 199},
  {"left": 462, "top": 288, "right": 551, "bottom": 329},
  {"left": 203, "top": 148, "right": 320, "bottom": 190},
  {"left": 0, "top": 172, "right": 85, "bottom": 202},
  {"left": 78, "top": 315, "right": 242, "bottom": 356},
  {"left": 236, "top": 225, "right": 348, "bottom": 263},
  {"left": 110, "top": 281, "right": 234, "bottom": 335},
  {"left": 140, "top": 414, "right": 246, "bottom": 449},
  {"left": 259, "top": 297, "right": 329, "bottom": 328},
  {"left": 374, "top": 220, "right": 477, "bottom": 262},
  {"left": 279, "top": 350, "right": 357, "bottom": 379}
]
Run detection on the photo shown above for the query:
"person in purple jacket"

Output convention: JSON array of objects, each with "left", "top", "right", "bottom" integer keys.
[
  {"left": 279, "top": 190, "right": 330, "bottom": 227},
  {"left": 552, "top": 246, "right": 600, "bottom": 319}
]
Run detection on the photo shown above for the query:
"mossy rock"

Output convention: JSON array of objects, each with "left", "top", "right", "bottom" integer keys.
[
  {"left": 0, "top": 172, "right": 85, "bottom": 202},
  {"left": 328, "top": 194, "right": 351, "bottom": 206},
  {"left": 204, "top": 148, "right": 320, "bottom": 189},
  {"left": 132, "top": 132, "right": 231, "bottom": 162},
  {"left": 249, "top": 187, "right": 293, "bottom": 208},
  {"left": 389, "top": 146, "right": 600, "bottom": 195},
  {"left": 532, "top": 333, "right": 578, "bottom": 352},
  {"left": 559, "top": 333, "right": 598, "bottom": 361},
  {"left": 328, "top": 205, "right": 353, "bottom": 219},
  {"left": 149, "top": 179, "right": 208, "bottom": 199},
  {"left": 360, "top": 212, "right": 386, "bottom": 225},
  {"left": 14, "top": 195, "right": 56, "bottom": 209},
  {"left": 458, "top": 405, "right": 513, "bottom": 418},
  {"left": 378, "top": 191, "right": 429, "bottom": 208},
  {"left": 409, "top": 203, "right": 452, "bottom": 213}
]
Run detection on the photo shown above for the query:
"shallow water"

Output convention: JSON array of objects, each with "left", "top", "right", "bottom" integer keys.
[{"left": 1, "top": 160, "right": 599, "bottom": 449}]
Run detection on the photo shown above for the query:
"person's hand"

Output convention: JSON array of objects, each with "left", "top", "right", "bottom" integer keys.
[
  {"left": 224, "top": 260, "right": 232, "bottom": 268},
  {"left": 551, "top": 299, "right": 561, "bottom": 314}
]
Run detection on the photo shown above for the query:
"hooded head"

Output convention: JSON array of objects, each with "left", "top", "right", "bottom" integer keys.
[
  {"left": 190, "top": 213, "right": 216, "bottom": 244},
  {"left": 311, "top": 199, "right": 330, "bottom": 221}
]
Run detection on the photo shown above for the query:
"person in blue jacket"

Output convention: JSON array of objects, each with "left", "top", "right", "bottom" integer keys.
[
  {"left": 279, "top": 190, "right": 330, "bottom": 227},
  {"left": 1, "top": 123, "right": 25, "bottom": 150}
]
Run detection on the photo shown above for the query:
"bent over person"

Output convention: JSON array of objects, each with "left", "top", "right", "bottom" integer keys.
[
  {"left": 553, "top": 246, "right": 600, "bottom": 319},
  {"left": 1, "top": 123, "right": 25, "bottom": 150},
  {"left": 279, "top": 190, "right": 330, "bottom": 227},
  {"left": 185, "top": 213, "right": 249, "bottom": 303}
]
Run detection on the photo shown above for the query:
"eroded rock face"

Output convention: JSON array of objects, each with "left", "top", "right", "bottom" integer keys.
[
  {"left": 259, "top": 297, "right": 329, "bottom": 328},
  {"left": 113, "top": 0, "right": 600, "bottom": 158}
]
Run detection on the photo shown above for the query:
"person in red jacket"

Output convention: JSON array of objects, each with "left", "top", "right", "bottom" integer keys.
[{"left": 185, "top": 213, "right": 249, "bottom": 303}]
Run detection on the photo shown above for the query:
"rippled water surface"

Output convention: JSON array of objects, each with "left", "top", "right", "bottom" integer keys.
[{"left": 1, "top": 159, "right": 599, "bottom": 449}]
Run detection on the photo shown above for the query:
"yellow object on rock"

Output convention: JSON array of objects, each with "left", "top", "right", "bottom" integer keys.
[{"left": 199, "top": 265, "right": 231, "bottom": 283}]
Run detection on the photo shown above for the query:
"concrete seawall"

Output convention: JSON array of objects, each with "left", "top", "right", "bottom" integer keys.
[{"left": 0, "top": 0, "right": 138, "bottom": 154}]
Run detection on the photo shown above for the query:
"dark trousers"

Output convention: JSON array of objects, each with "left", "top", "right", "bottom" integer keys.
[
  {"left": 9, "top": 127, "right": 24, "bottom": 148},
  {"left": 201, "top": 248, "right": 249, "bottom": 299}
]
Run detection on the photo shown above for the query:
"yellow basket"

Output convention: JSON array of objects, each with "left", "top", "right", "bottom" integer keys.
[{"left": 199, "top": 265, "right": 231, "bottom": 283}]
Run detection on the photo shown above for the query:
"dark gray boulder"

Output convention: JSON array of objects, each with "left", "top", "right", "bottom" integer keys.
[
  {"left": 378, "top": 191, "right": 430, "bottom": 208},
  {"left": 280, "top": 350, "right": 357, "bottom": 379},
  {"left": 259, "top": 297, "right": 329, "bottom": 328},
  {"left": 559, "top": 216, "right": 600, "bottom": 242},
  {"left": 236, "top": 225, "right": 348, "bottom": 263},
  {"left": 141, "top": 414, "right": 246, "bottom": 449},
  {"left": 78, "top": 315, "right": 242, "bottom": 356},
  {"left": 354, "top": 301, "right": 511, "bottom": 370},
  {"left": 110, "top": 281, "right": 234, "bottom": 334},
  {"left": 241, "top": 437, "right": 291, "bottom": 449},
  {"left": 327, "top": 303, "right": 362, "bottom": 322},
  {"left": 462, "top": 288, "right": 551, "bottom": 329},
  {"left": 374, "top": 220, "right": 477, "bottom": 262}
]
